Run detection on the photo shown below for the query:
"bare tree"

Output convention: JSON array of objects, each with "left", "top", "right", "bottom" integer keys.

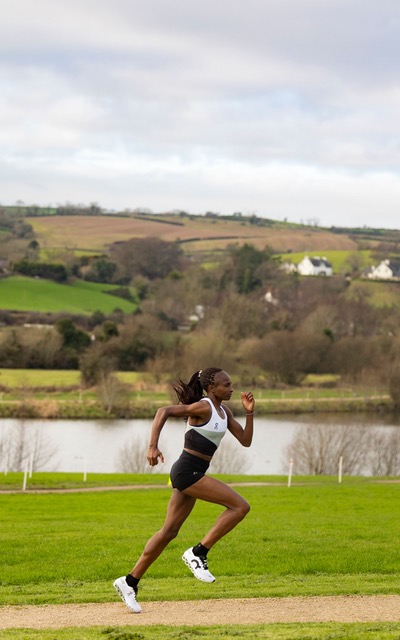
[
  {"left": 20, "top": 328, "right": 63, "bottom": 368},
  {"left": 1, "top": 421, "right": 58, "bottom": 472},
  {"left": 182, "top": 325, "right": 237, "bottom": 375},
  {"left": 344, "top": 251, "right": 367, "bottom": 276},
  {"left": 285, "top": 424, "right": 372, "bottom": 475},
  {"left": 110, "top": 236, "right": 185, "bottom": 281},
  {"left": 250, "top": 330, "right": 331, "bottom": 386},
  {"left": 388, "top": 362, "right": 400, "bottom": 408},
  {"left": 368, "top": 428, "right": 400, "bottom": 476},
  {"left": 209, "top": 438, "right": 250, "bottom": 474},
  {"left": 116, "top": 436, "right": 156, "bottom": 474},
  {"left": 97, "top": 373, "right": 131, "bottom": 416}
]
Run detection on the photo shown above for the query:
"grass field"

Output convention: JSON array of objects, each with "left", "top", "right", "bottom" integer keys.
[
  {"left": 1, "top": 478, "right": 399, "bottom": 605},
  {"left": 0, "top": 276, "right": 138, "bottom": 314},
  {"left": 344, "top": 279, "right": 400, "bottom": 308},
  {"left": 1, "top": 476, "right": 399, "bottom": 639},
  {"left": 0, "top": 368, "right": 384, "bottom": 398},
  {"left": 0, "top": 369, "right": 146, "bottom": 388}
]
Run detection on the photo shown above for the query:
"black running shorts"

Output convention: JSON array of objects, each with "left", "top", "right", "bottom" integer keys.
[{"left": 169, "top": 450, "right": 210, "bottom": 492}]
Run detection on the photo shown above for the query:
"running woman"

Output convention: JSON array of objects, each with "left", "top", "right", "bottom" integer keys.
[{"left": 114, "top": 367, "right": 255, "bottom": 613}]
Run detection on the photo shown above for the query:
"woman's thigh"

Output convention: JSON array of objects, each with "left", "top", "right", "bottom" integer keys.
[
  {"left": 182, "top": 475, "right": 248, "bottom": 510},
  {"left": 163, "top": 488, "right": 197, "bottom": 529}
]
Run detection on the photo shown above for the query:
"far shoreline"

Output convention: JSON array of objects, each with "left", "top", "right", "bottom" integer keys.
[{"left": 0, "top": 394, "right": 394, "bottom": 419}]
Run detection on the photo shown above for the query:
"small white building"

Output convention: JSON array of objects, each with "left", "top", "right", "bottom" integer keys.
[
  {"left": 264, "top": 289, "right": 279, "bottom": 306},
  {"left": 297, "top": 256, "right": 333, "bottom": 277},
  {"left": 281, "top": 260, "right": 298, "bottom": 274},
  {"left": 368, "top": 259, "right": 400, "bottom": 281}
]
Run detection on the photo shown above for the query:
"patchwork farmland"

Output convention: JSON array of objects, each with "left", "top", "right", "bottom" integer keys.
[{"left": 30, "top": 213, "right": 358, "bottom": 256}]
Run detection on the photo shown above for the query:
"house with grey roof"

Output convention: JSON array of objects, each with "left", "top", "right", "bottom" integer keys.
[
  {"left": 297, "top": 256, "right": 333, "bottom": 277},
  {"left": 368, "top": 259, "right": 400, "bottom": 280}
]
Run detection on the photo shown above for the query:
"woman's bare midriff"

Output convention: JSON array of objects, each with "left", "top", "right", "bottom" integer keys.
[{"left": 183, "top": 447, "right": 212, "bottom": 462}]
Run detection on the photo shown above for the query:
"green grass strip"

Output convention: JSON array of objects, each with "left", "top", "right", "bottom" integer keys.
[
  {"left": 0, "top": 472, "right": 377, "bottom": 491},
  {"left": 1, "top": 623, "right": 400, "bottom": 640}
]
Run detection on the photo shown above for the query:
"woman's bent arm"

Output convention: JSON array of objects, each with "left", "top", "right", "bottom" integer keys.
[{"left": 147, "top": 401, "right": 212, "bottom": 466}]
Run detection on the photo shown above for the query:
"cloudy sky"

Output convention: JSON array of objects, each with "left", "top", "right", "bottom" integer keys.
[{"left": 1, "top": 0, "right": 400, "bottom": 228}]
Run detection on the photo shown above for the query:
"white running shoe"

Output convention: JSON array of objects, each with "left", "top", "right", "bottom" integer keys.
[
  {"left": 182, "top": 548, "right": 215, "bottom": 583},
  {"left": 113, "top": 576, "right": 142, "bottom": 613}
]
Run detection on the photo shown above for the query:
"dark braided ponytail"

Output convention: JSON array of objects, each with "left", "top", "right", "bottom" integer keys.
[{"left": 172, "top": 367, "right": 223, "bottom": 405}]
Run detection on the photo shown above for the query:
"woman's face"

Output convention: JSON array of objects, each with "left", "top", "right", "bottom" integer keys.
[{"left": 210, "top": 371, "right": 233, "bottom": 400}]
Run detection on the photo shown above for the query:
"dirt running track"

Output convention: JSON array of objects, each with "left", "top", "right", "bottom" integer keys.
[{"left": 1, "top": 596, "right": 400, "bottom": 629}]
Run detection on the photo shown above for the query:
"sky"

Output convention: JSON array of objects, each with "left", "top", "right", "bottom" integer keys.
[{"left": 1, "top": 0, "right": 400, "bottom": 228}]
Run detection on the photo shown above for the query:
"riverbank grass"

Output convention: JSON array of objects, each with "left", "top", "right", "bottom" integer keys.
[{"left": 0, "top": 367, "right": 392, "bottom": 417}]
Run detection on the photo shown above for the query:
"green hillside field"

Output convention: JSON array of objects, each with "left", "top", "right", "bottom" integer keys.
[{"left": 0, "top": 276, "right": 138, "bottom": 315}]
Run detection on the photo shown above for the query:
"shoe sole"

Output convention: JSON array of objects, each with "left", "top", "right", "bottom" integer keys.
[
  {"left": 113, "top": 581, "right": 142, "bottom": 613},
  {"left": 182, "top": 553, "right": 216, "bottom": 583}
]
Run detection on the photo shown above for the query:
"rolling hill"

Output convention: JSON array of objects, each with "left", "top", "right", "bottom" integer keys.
[
  {"left": 2, "top": 210, "right": 400, "bottom": 315},
  {"left": 0, "top": 276, "right": 138, "bottom": 315}
]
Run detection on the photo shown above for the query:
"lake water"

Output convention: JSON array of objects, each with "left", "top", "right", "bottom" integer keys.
[{"left": 2, "top": 413, "right": 400, "bottom": 476}]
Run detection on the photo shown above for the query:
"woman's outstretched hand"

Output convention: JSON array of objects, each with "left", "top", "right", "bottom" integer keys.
[{"left": 240, "top": 391, "right": 255, "bottom": 414}]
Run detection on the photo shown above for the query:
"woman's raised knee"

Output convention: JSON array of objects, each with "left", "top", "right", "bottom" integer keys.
[
  {"left": 232, "top": 498, "right": 250, "bottom": 520},
  {"left": 239, "top": 499, "right": 250, "bottom": 518}
]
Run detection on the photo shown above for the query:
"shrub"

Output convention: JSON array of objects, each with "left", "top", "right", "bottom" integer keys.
[{"left": 13, "top": 259, "right": 68, "bottom": 282}]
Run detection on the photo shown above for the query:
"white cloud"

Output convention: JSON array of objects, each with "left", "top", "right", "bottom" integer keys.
[{"left": 1, "top": 0, "right": 400, "bottom": 227}]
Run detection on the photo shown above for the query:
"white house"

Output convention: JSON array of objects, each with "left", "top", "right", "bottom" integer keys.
[
  {"left": 368, "top": 259, "right": 400, "bottom": 281},
  {"left": 297, "top": 256, "right": 333, "bottom": 277}
]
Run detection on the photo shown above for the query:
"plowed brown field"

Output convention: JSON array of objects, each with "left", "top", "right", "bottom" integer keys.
[{"left": 30, "top": 215, "right": 357, "bottom": 253}]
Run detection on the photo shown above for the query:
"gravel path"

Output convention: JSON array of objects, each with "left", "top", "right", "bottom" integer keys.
[{"left": 1, "top": 596, "right": 400, "bottom": 629}]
